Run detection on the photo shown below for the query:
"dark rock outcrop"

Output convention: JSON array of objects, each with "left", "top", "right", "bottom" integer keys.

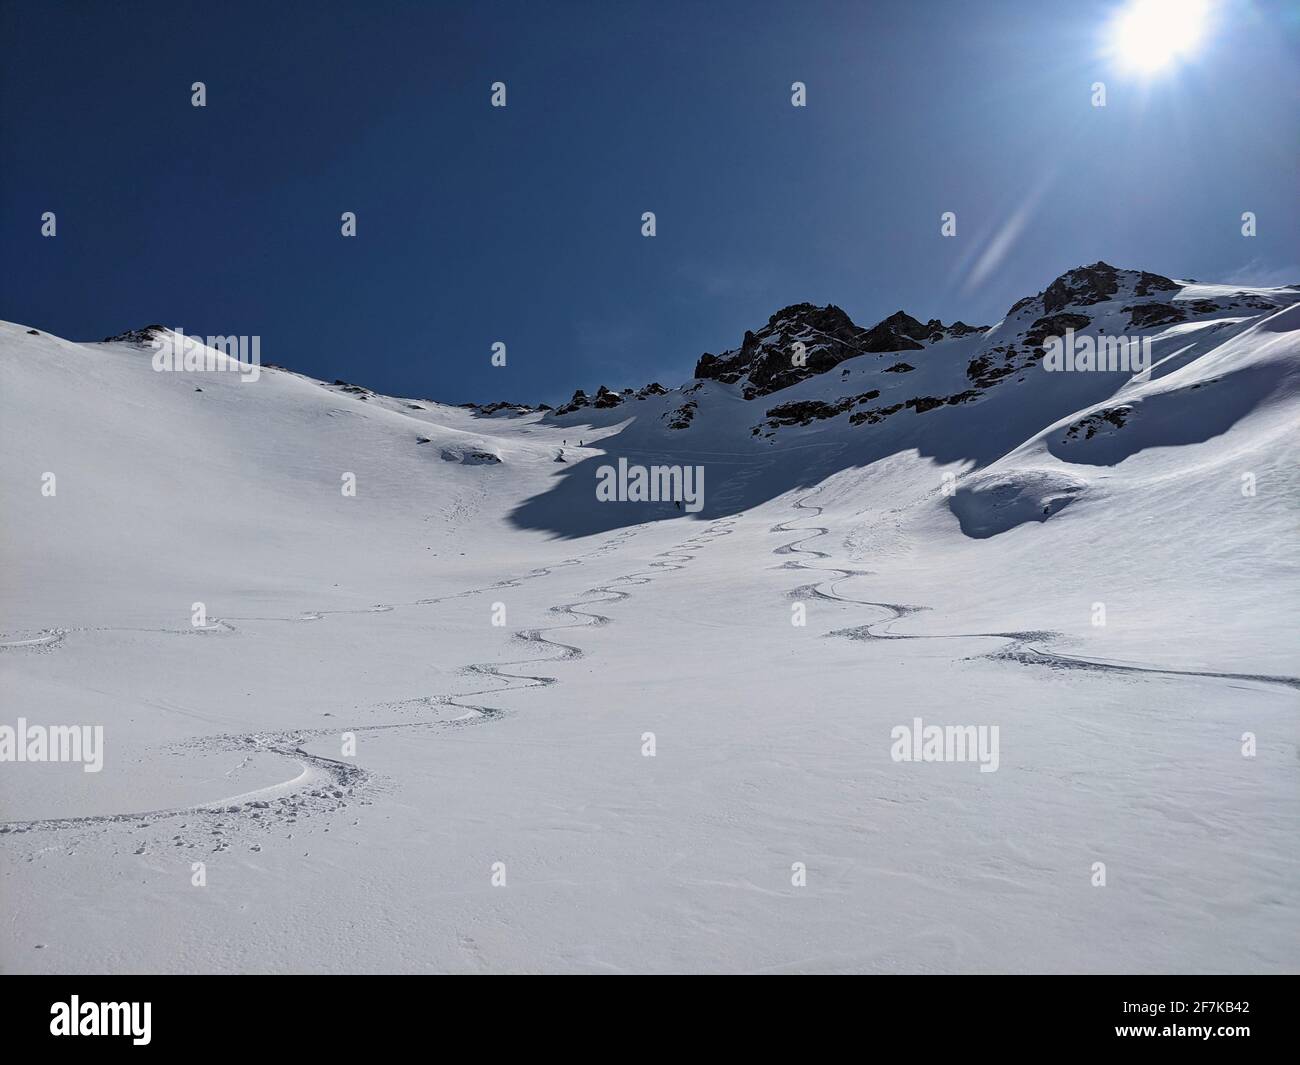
[
  {"left": 1010, "top": 263, "right": 1180, "bottom": 319},
  {"left": 1063, "top": 406, "right": 1132, "bottom": 441},
  {"left": 859, "top": 311, "right": 930, "bottom": 353},
  {"left": 104, "top": 325, "right": 168, "bottom": 344},
  {"left": 465, "top": 400, "right": 535, "bottom": 416},
  {"left": 966, "top": 348, "right": 1021, "bottom": 389},
  {"left": 1024, "top": 313, "right": 1092, "bottom": 349},
  {"left": 849, "top": 402, "right": 905, "bottom": 426},
  {"left": 1126, "top": 303, "right": 1186, "bottom": 329},
  {"left": 1043, "top": 262, "right": 1122, "bottom": 313},
  {"left": 693, "top": 304, "right": 989, "bottom": 399},
  {"left": 664, "top": 400, "right": 697, "bottom": 430},
  {"left": 1134, "top": 271, "right": 1181, "bottom": 297},
  {"left": 694, "top": 303, "right": 866, "bottom": 398},
  {"left": 762, "top": 398, "right": 853, "bottom": 427},
  {"left": 553, "top": 389, "right": 590, "bottom": 415}
]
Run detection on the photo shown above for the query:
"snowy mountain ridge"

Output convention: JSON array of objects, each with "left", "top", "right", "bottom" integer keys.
[
  {"left": 9, "top": 260, "right": 1298, "bottom": 546},
  {"left": 74, "top": 262, "right": 1300, "bottom": 461},
  {"left": 552, "top": 261, "right": 1298, "bottom": 431}
]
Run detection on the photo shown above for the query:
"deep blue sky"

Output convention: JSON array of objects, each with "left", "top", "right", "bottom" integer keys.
[{"left": 2, "top": 0, "right": 1297, "bottom": 404}]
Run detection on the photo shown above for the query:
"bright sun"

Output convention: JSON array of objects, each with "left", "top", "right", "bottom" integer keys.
[{"left": 1109, "top": 0, "right": 1211, "bottom": 74}]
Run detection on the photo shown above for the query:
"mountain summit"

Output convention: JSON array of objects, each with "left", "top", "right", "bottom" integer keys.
[{"left": 693, "top": 303, "right": 991, "bottom": 399}]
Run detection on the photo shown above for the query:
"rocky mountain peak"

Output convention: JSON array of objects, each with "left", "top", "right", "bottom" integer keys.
[
  {"left": 102, "top": 324, "right": 169, "bottom": 345},
  {"left": 1010, "top": 262, "right": 1181, "bottom": 318},
  {"left": 693, "top": 303, "right": 989, "bottom": 399}
]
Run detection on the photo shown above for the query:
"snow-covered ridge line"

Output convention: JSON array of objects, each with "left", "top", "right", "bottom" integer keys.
[{"left": 67, "top": 261, "right": 1297, "bottom": 434}]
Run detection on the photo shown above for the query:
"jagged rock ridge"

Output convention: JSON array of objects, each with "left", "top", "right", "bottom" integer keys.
[{"left": 692, "top": 303, "right": 990, "bottom": 400}]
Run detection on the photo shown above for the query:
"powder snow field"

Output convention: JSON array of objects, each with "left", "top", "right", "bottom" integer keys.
[{"left": 2, "top": 273, "right": 1298, "bottom": 973}]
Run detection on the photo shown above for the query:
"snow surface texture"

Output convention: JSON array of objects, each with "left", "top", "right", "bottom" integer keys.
[{"left": 2, "top": 264, "right": 1298, "bottom": 973}]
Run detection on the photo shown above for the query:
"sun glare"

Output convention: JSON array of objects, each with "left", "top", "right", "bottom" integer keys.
[{"left": 1109, "top": 0, "right": 1211, "bottom": 75}]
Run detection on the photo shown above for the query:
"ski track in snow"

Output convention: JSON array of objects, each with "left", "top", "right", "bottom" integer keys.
[
  {"left": 0, "top": 629, "right": 69, "bottom": 652},
  {"left": 0, "top": 519, "right": 736, "bottom": 854},
  {"left": 775, "top": 494, "right": 1300, "bottom": 691},
  {"left": 8, "top": 484, "right": 1291, "bottom": 859}
]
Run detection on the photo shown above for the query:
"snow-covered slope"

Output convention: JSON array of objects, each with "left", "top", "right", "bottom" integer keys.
[
  {"left": 0, "top": 324, "right": 570, "bottom": 619},
  {"left": 2, "top": 263, "right": 1298, "bottom": 974}
]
